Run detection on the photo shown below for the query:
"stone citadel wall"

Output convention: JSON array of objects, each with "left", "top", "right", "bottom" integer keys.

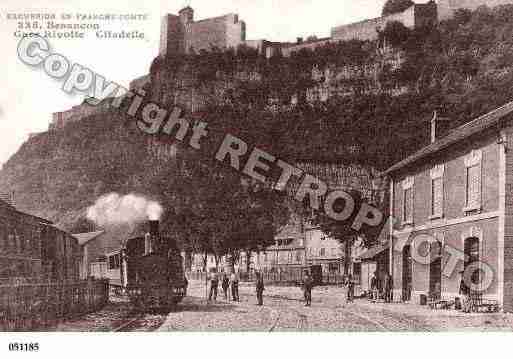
[
  {"left": 438, "top": 0, "right": 513, "bottom": 20},
  {"left": 330, "top": 2, "right": 438, "bottom": 42}
]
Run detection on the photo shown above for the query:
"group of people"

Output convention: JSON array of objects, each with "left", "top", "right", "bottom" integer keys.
[
  {"left": 208, "top": 271, "right": 240, "bottom": 302},
  {"left": 208, "top": 270, "right": 316, "bottom": 307},
  {"left": 369, "top": 272, "right": 393, "bottom": 303}
]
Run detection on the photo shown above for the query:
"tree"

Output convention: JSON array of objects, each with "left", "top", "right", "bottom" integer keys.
[
  {"left": 309, "top": 189, "right": 388, "bottom": 273},
  {"left": 162, "top": 148, "right": 290, "bottom": 273},
  {"left": 382, "top": 0, "right": 414, "bottom": 16}
]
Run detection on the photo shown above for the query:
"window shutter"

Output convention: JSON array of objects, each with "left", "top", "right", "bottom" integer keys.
[
  {"left": 404, "top": 188, "right": 413, "bottom": 223},
  {"left": 432, "top": 178, "right": 443, "bottom": 216},
  {"left": 467, "top": 165, "right": 481, "bottom": 209}
]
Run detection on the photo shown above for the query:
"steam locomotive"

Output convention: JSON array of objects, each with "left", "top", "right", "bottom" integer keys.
[{"left": 124, "top": 220, "right": 187, "bottom": 310}]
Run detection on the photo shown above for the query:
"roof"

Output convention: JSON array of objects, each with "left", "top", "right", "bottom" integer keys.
[
  {"left": 0, "top": 193, "right": 15, "bottom": 207},
  {"left": 384, "top": 100, "right": 513, "bottom": 176},
  {"left": 0, "top": 198, "right": 15, "bottom": 211},
  {"left": 267, "top": 237, "right": 304, "bottom": 251},
  {"left": 73, "top": 230, "right": 105, "bottom": 246},
  {"left": 275, "top": 222, "right": 303, "bottom": 240},
  {"left": 0, "top": 199, "right": 53, "bottom": 224},
  {"left": 356, "top": 241, "right": 389, "bottom": 261}
]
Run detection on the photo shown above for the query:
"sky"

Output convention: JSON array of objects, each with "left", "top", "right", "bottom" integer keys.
[{"left": 0, "top": 0, "right": 391, "bottom": 167}]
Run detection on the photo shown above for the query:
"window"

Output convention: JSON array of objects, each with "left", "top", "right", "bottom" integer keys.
[
  {"left": 331, "top": 248, "right": 337, "bottom": 257},
  {"left": 353, "top": 262, "right": 361, "bottom": 277},
  {"left": 328, "top": 262, "right": 339, "bottom": 273},
  {"left": 320, "top": 248, "right": 325, "bottom": 257},
  {"left": 0, "top": 221, "right": 5, "bottom": 249},
  {"left": 14, "top": 230, "right": 21, "bottom": 253},
  {"left": 464, "top": 150, "right": 482, "bottom": 212},
  {"left": 466, "top": 165, "right": 481, "bottom": 210},
  {"left": 431, "top": 177, "right": 443, "bottom": 217},
  {"left": 402, "top": 177, "right": 414, "bottom": 224},
  {"left": 8, "top": 232, "right": 15, "bottom": 251},
  {"left": 296, "top": 250, "right": 302, "bottom": 263},
  {"left": 403, "top": 188, "right": 413, "bottom": 223},
  {"left": 429, "top": 165, "right": 444, "bottom": 219},
  {"left": 19, "top": 230, "right": 25, "bottom": 252},
  {"left": 108, "top": 254, "right": 120, "bottom": 270}
]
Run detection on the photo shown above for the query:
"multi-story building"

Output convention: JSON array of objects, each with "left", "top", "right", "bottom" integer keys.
[{"left": 384, "top": 103, "right": 513, "bottom": 311}]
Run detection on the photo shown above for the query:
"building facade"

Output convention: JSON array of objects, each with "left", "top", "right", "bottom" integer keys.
[
  {"left": 385, "top": 103, "right": 513, "bottom": 311},
  {"left": 74, "top": 228, "right": 129, "bottom": 285},
  {"left": 0, "top": 199, "right": 80, "bottom": 283}
]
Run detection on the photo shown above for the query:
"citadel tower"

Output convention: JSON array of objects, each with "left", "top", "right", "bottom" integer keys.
[{"left": 159, "top": 6, "right": 246, "bottom": 56}]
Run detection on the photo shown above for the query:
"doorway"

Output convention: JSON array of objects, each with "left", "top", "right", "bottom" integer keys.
[
  {"left": 429, "top": 242, "right": 442, "bottom": 300},
  {"left": 464, "top": 237, "right": 480, "bottom": 291},
  {"left": 402, "top": 245, "right": 412, "bottom": 301}
]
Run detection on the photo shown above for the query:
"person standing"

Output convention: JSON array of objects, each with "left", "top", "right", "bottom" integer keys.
[
  {"left": 230, "top": 271, "right": 239, "bottom": 301},
  {"left": 345, "top": 273, "right": 354, "bottom": 303},
  {"left": 208, "top": 272, "right": 219, "bottom": 302},
  {"left": 370, "top": 272, "right": 378, "bottom": 302},
  {"left": 384, "top": 273, "right": 392, "bottom": 303},
  {"left": 221, "top": 273, "right": 230, "bottom": 300},
  {"left": 459, "top": 271, "right": 470, "bottom": 312},
  {"left": 184, "top": 275, "right": 189, "bottom": 297},
  {"left": 255, "top": 272, "right": 265, "bottom": 306},
  {"left": 302, "top": 271, "right": 314, "bottom": 307}
]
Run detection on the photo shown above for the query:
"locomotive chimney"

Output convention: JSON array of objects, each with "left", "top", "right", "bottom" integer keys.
[
  {"left": 144, "top": 233, "right": 152, "bottom": 255},
  {"left": 144, "top": 220, "right": 160, "bottom": 255},
  {"left": 149, "top": 220, "right": 159, "bottom": 236}
]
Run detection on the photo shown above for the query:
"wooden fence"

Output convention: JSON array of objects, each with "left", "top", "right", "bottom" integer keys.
[{"left": 0, "top": 279, "right": 109, "bottom": 331}]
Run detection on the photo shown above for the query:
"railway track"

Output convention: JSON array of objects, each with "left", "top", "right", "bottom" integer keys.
[
  {"left": 112, "top": 314, "right": 144, "bottom": 332},
  {"left": 264, "top": 294, "right": 390, "bottom": 331},
  {"left": 112, "top": 310, "right": 172, "bottom": 332},
  {"left": 340, "top": 308, "right": 389, "bottom": 331}
]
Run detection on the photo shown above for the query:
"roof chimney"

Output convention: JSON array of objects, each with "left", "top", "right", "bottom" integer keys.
[{"left": 431, "top": 111, "right": 437, "bottom": 143}]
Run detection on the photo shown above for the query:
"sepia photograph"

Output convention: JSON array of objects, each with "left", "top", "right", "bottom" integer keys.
[{"left": 2, "top": 0, "right": 513, "bottom": 356}]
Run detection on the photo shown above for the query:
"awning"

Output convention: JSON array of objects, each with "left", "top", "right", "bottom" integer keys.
[{"left": 356, "top": 242, "right": 389, "bottom": 261}]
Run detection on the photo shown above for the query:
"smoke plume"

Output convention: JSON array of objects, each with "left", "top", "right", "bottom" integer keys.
[{"left": 87, "top": 193, "right": 163, "bottom": 227}]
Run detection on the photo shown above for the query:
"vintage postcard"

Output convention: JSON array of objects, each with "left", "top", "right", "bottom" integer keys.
[{"left": 2, "top": 0, "right": 513, "bottom": 355}]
